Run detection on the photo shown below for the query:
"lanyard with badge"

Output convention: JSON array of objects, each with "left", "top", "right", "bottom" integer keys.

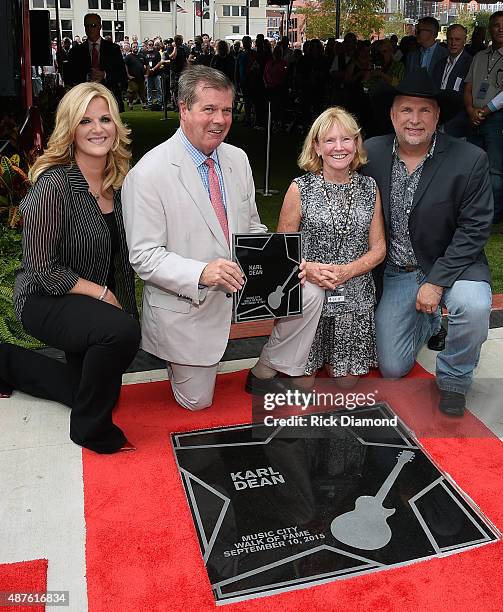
[
  {"left": 477, "top": 49, "right": 503, "bottom": 99},
  {"left": 321, "top": 172, "right": 355, "bottom": 304}
]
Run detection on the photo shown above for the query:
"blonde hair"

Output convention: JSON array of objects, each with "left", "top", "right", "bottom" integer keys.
[
  {"left": 29, "top": 82, "right": 131, "bottom": 191},
  {"left": 298, "top": 106, "right": 367, "bottom": 174}
]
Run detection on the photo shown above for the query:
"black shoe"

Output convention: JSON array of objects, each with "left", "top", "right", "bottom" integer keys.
[
  {"left": 0, "top": 380, "right": 13, "bottom": 398},
  {"left": 439, "top": 390, "right": 465, "bottom": 417},
  {"left": 245, "top": 371, "right": 291, "bottom": 396},
  {"left": 427, "top": 326, "right": 447, "bottom": 351}
]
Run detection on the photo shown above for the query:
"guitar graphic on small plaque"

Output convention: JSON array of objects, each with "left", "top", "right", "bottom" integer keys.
[
  {"left": 267, "top": 265, "right": 299, "bottom": 310},
  {"left": 330, "top": 450, "right": 415, "bottom": 550}
]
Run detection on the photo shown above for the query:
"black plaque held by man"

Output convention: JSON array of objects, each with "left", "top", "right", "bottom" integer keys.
[{"left": 232, "top": 233, "right": 302, "bottom": 323}]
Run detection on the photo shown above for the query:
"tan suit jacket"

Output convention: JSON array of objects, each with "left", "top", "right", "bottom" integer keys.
[{"left": 122, "top": 129, "right": 267, "bottom": 365}]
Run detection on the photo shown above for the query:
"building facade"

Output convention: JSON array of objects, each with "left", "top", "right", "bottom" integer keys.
[
  {"left": 396, "top": 0, "right": 503, "bottom": 23},
  {"left": 288, "top": 0, "right": 306, "bottom": 45},
  {"left": 29, "top": 0, "right": 267, "bottom": 43},
  {"left": 29, "top": 0, "right": 503, "bottom": 46}
]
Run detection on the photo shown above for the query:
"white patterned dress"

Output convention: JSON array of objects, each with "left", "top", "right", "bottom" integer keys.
[{"left": 295, "top": 171, "right": 378, "bottom": 376}]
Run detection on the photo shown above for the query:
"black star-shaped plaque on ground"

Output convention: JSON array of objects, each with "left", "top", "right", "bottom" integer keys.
[{"left": 172, "top": 402, "right": 500, "bottom": 605}]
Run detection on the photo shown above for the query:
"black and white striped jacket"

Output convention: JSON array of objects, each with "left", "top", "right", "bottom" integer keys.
[{"left": 13, "top": 164, "right": 137, "bottom": 320}]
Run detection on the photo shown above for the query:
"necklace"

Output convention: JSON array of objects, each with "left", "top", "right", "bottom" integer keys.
[
  {"left": 89, "top": 181, "right": 105, "bottom": 201},
  {"left": 320, "top": 171, "right": 355, "bottom": 236}
]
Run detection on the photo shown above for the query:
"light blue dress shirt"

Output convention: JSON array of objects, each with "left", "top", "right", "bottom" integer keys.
[
  {"left": 178, "top": 127, "right": 228, "bottom": 211},
  {"left": 420, "top": 42, "right": 438, "bottom": 72}
]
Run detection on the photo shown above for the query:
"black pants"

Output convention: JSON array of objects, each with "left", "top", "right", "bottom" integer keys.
[
  {"left": 170, "top": 71, "right": 181, "bottom": 108},
  {"left": 0, "top": 294, "right": 140, "bottom": 453},
  {"left": 251, "top": 84, "right": 267, "bottom": 128}
]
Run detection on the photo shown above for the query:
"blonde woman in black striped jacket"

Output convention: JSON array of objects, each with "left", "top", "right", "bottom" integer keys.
[{"left": 0, "top": 82, "right": 140, "bottom": 454}]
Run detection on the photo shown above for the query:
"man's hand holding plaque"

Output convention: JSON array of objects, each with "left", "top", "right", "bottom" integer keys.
[{"left": 232, "top": 233, "right": 303, "bottom": 323}]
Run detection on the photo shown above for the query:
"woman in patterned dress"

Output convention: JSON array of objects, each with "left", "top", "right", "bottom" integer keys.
[{"left": 277, "top": 106, "right": 386, "bottom": 384}]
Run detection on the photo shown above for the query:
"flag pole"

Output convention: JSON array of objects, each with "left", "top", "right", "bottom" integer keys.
[
  {"left": 256, "top": 102, "right": 279, "bottom": 197},
  {"left": 335, "top": 0, "right": 341, "bottom": 39},
  {"left": 212, "top": 1, "right": 216, "bottom": 40}
]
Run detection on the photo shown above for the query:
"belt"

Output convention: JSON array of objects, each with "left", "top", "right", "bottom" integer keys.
[{"left": 388, "top": 264, "right": 419, "bottom": 273}]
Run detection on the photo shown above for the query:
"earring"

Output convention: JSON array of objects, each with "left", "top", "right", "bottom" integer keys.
[{"left": 69, "top": 143, "right": 74, "bottom": 158}]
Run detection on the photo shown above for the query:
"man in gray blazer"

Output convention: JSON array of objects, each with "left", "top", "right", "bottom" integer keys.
[
  {"left": 362, "top": 70, "right": 493, "bottom": 417},
  {"left": 406, "top": 17, "right": 448, "bottom": 77},
  {"left": 122, "top": 66, "right": 324, "bottom": 410}
]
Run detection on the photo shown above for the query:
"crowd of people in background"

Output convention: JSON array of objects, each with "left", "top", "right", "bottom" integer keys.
[
  {"left": 48, "top": 16, "right": 491, "bottom": 133},
  {"left": 40, "top": 10, "right": 503, "bottom": 225},
  {"left": 5, "top": 10, "right": 502, "bottom": 451},
  {"left": 55, "top": 28, "right": 411, "bottom": 126}
]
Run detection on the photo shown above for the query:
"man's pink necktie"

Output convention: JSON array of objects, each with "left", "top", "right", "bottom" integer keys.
[
  {"left": 91, "top": 43, "right": 99, "bottom": 69},
  {"left": 204, "top": 158, "right": 229, "bottom": 244}
]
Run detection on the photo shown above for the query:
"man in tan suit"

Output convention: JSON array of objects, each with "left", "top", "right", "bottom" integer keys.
[{"left": 122, "top": 66, "right": 324, "bottom": 410}]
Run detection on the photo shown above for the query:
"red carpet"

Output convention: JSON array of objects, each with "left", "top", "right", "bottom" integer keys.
[
  {"left": 0, "top": 559, "right": 48, "bottom": 611},
  {"left": 83, "top": 369, "right": 503, "bottom": 612}
]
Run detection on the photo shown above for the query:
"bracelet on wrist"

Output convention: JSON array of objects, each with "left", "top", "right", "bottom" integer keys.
[{"left": 98, "top": 285, "right": 108, "bottom": 301}]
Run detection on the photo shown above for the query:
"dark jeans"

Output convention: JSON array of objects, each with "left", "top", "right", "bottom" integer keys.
[
  {"left": 0, "top": 294, "right": 140, "bottom": 453},
  {"left": 170, "top": 71, "right": 182, "bottom": 108},
  {"left": 266, "top": 85, "right": 287, "bottom": 123},
  {"left": 252, "top": 86, "right": 267, "bottom": 128},
  {"left": 109, "top": 83, "right": 125, "bottom": 113},
  {"left": 240, "top": 84, "right": 254, "bottom": 125},
  {"left": 468, "top": 110, "right": 503, "bottom": 222}
]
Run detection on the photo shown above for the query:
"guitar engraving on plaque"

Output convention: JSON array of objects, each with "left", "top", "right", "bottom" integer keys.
[
  {"left": 330, "top": 450, "right": 415, "bottom": 550},
  {"left": 267, "top": 265, "right": 299, "bottom": 310}
]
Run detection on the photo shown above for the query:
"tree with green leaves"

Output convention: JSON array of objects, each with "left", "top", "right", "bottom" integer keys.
[
  {"left": 454, "top": 5, "right": 475, "bottom": 39},
  {"left": 296, "top": 0, "right": 386, "bottom": 41},
  {"left": 474, "top": 10, "right": 492, "bottom": 39},
  {"left": 383, "top": 11, "right": 405, "bottom": 38}
]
